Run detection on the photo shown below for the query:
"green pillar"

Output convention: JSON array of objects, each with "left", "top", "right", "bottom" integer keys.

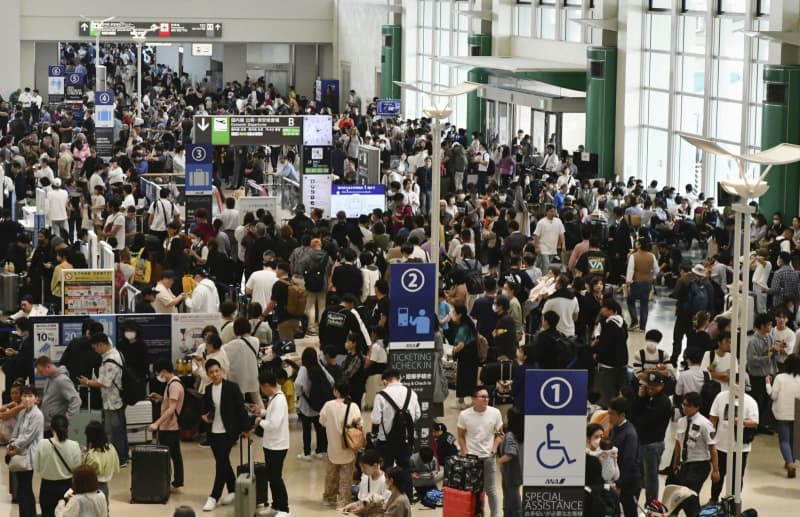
[
  {"left": 381, "top": 25, "right": 402, "bottom": 99},
  {"left": 585, "top": 47, "right": 617, "bottom": 180},
  {"left": 760, "top": 65, "right": 800, "bottom": 219},
  {"left": 467, "top": 34, "right": 491, "bottom": 137}
]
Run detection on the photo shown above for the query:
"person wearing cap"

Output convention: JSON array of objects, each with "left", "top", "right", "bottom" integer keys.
[
  {"left": 9, "top": 295, "right": 49, "bottom": 321},
  {"left": 184, "top": 267, "right": 220, "bottom": 314},
  {"left": 153, "top": 270, "right": 188, "bottom": 314},
  {"left": 671, "top": 391, "right": 720, "bottom": 516},
  {"left": 245, "top": 251, "right": 279, "bottom": 309},
  {"left": 629, "top": 371, "right": 672, "bottom": 504},
  {"left": 750, "top": 249, "right": 772, "bottom": 315},
  {"left": 135, "top": 288, "right": 157, "bottom": 314}
]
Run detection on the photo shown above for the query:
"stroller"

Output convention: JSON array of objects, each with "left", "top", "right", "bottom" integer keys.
[{"left": 638, "top": 485, "right": 697, "bottom": 516}]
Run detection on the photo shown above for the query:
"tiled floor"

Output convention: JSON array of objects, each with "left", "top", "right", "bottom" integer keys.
[{"left": 0, "top": 291, "right": 795, "bottom": 516}]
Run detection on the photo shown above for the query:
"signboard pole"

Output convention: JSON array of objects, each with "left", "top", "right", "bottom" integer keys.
[
  {"left": 523, "top": 370, "right": 588, "bottom": 517},
  {"left": 389, "top": 263, "right": 437, "bottom": 447}
]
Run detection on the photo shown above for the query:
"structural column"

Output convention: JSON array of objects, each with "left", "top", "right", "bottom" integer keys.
[
  {"left": 466, "top": 34, "right": 491, "bottom": 137},
  {"left": 586, "top": 47, "right": 617, "bottom": 180},
  {"left": 1, "top": 0, "right": 22, "bottom": 99},
  {"left": 381, "top": 25, "right": 402, "bottom": 100},
  {"left": 760, "top": 65, "right": 800, "bottom": 219}
]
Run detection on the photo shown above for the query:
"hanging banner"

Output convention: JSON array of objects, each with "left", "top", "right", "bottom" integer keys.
[
  {"left": 388, "top": 263, "right": 436, "bottom": 350},
  {"left": 388, "top": 348, "right": 435, "bottom": 447},
  {"left": 171, "top": 313, "right": 218, "bottom": 364},
  {"left": 61, "top": 269, "right": 114, "bottom": 315},
  {"left": 48, "top": 66, "right": 65, "bottom": 104}
]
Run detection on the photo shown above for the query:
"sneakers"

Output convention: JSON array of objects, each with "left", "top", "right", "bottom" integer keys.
[
  {"left": 221, "top": 492, "right": 236, "bottom": 505},
  {"left": 203, "top": 497, "right": 217, "bottom": 511},
  {"left": 296, "top": 453, "right": 313, "bottom": 461},
  {"left": 276, "top": 512, "right": 291, "bottom": 517},
  {"left": 258, "top": 508, "right": 278, "bottom": 516},
  {"left": 313, "top": 452, "right": 327, "bottom": 459},
  {"left": 198, "top": 441, "right": 211, "bottom": 448},
  {"left": 629, "top": 323, "right": 640, "bottom": 332},
  {"left": 119, "top": 462, "right": 129, "bottom": 469}
]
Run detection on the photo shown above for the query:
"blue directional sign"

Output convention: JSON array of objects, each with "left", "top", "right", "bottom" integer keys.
[
  {"left": 48, "top": 66, "right": 65, "bottom": 77},
  {"left": 389, "top": 263, "right": 435, "bottom": 349},
  {"left": 67, "top": 72, "right": 85, "bottom": 86},
  {"left": 95, "top": 91, "right": 115, "bottom": 106},
  {"left": 185, "top": 144, "right": 213, "bottom": 194},
  {"left": 523, "top": 369, "right": 587, "bottom": 503}
]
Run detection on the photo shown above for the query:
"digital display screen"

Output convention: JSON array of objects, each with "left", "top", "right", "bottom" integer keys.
[
  {"left": 330, "top": 184, "right": 385, "bottom": 218},
  {"left": 376, "top": 99, "right": 401, "bottom": 116}
]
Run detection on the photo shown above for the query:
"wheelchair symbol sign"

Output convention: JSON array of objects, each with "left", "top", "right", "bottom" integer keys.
[
  {"left": 540, "top": 377, "right": 573, "bottom": 410},
  {"left": 536, "top": 423, "right": 577, "bottom": 470}
]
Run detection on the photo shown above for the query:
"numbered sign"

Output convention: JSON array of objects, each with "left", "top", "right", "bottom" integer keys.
[{"left": 389, "top": 263, "right": 435, "bottom": 350}]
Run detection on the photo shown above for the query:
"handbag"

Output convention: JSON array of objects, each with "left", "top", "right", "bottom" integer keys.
[
  {"left": 7, "top": 452, "right": 30, "bottom": 472},
  {"left": 131, "top": 248, "right": 152, "bottom": 284},
  {"left": 341, "top": 402, "right": 366, "bottom": 451}
]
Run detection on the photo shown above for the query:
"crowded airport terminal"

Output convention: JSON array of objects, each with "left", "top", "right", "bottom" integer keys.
[{"left": 0, "top": 0, "right": 798, "bottom": 516}]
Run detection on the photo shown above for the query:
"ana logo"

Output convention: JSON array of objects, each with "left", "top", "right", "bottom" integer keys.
[{"left": 544, "top": 478, "right": 566, "bottom": 485}]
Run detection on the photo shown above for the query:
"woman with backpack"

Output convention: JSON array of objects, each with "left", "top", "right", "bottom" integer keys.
[
  {"left": 295, "top": 347, "right": 333, "bottom": 461},
  {"left": 451, "top": 305, "right": 478, "bottom": 409}
]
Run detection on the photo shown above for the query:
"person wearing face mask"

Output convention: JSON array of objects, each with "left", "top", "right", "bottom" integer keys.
[
  {"left": 117, "top": 324, "right": 150, "bottom": 401},
  {"left": 491, "top": 295, "right": 517, "bottom": 361},
  {"left": 633, "top": 329, "right": 675, "bottom": 382}
]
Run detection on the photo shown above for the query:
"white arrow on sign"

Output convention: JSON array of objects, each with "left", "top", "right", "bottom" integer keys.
[
  {"left": 215, "top": 24, "right": 221, "bottom": 31},
  {"left": 197, "top": 118, "right": 209, "bottom": 131},
  {"left": 81, "top": 22, "right": 88, "bottom": 31}
]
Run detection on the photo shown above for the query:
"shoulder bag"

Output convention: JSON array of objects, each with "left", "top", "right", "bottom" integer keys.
[{"left": 341, "top": 401, "right": 366, "bottom": 451}]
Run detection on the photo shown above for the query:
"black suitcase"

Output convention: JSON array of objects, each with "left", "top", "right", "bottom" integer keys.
[
  {"left": 130, "top": 444, "right": 171, "bottom": 503},
  {"left": 444, "top": 454, "right": 484, "bottom": 493},
  {"left": 236, "top": 439, "right": 268, "bottom": 506}
]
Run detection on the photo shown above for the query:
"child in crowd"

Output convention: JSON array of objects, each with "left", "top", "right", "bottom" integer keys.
[
  {"left": 498, "top": 407, "right": 524, "bottom": 517},
  {"left": 409, "top": 446, "right": 443, "bottom": 500},
  {"left": 342, "top": 449, "right": 389, "bottom": 515},
  {"left": 588, "top": 437, "right": 620, "bottom": 484},
  {"left": 431, "top": 422, "right": 459, "bottom": 467}
]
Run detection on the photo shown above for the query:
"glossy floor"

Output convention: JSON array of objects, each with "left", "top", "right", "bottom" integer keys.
[{"left": 1, "top": 295, "right": 796, "bottom": 516}]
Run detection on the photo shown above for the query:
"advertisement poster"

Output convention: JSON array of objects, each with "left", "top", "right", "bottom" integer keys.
[
  {"left": 118, "top": 314, "right": 172, "bottom": 365},
  {"left": 171, "top": 313, "right": 217, "bottom": 363},
  {"left": 388, "top": 349, "right": 435, "bottom": 447},
  {"left": 62, "top": 269, "right": 114, "bottom": 315}
]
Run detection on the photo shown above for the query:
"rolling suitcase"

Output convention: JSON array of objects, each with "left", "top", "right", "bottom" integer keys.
[
  {"left": 69, "top": 386, "right": 103, "bottom": 447},
  {"left": 130, "top": 443, "right": 171, "bottom": 503},
  {"left": 236, "top": 438, "right": 257, "bottom": 517},
  {"left": 0, "top": 272, "right": 18, "bottom": 314},
  {"left": 237, "top": 438, "right": 268, "bottom": 506},
  {"left": 126, "top": 400, "right": 154, "bottom": 444},
  {"left": 444, "top": 454, "right": 484, "bottom": 493},
  {"left": 443, "top": 487, "right": 484, "bottom": 517}
]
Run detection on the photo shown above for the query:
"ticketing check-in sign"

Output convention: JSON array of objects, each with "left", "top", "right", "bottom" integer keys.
[
  {"left": 523, "top": 370, "right": 587, "bottom": 517},
  {"left": 389, "top": 263, "right": 435, "bottom": 350}
]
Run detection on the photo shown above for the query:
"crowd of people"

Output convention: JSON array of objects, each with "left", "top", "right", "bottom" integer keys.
[{"left": 2, "top": 56, "right": 800, "bottom": 517}]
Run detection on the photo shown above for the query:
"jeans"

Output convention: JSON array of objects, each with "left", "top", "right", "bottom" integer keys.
[
  {"left": 711, "top": 451, "right": 748, "bottom": 501},
  {"left": 263, "top": 448, "right": 289, "bottom": 512},
  {"left": 639, "top": 441, "right": 665, "bottom": 503},
  {"left": 482, "top": 456, "right": 500, "bottom": 517},
  {"left": 501, "top": 467, "right": 521, "bottom": 517},
  {"left": 39, "top": 478, "right": 72, "bottom": 517},
  {"left": 627, "top": 281, "right": 652, "bottom": 328},
  {"left": 16, "top": 470, "right": 35, "bottom": 517},
  {"left": 51, "top": 220, "right": 69, "bottom": 241},
  {"left": 377, "top": 440, "right": 413, "bottom": 501},
  {"left": 536, "top": 254, "right": 558, "bottom": 273},
  {"left": 678, "top": 461, "right": 711, "bottom": 516},
  {"left": 209, "top": 433, "right": 236, "bottom": 499},
  {"left": 103, "top": 407, "right": 129, "bottom": 464},
  {"left": 298, "top": 411, "right": 327, "bottom": 456},
  {"left": 776, "top": 420, "right": 795, "bottom": 463},
  {"left": 158, "top": 429, "right": 184, "bottom": 486}
]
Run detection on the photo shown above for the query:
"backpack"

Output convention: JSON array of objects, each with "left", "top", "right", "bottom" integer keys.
[
  {"left": 638, "top": 349, "right": 676, "bottom": 396},
  {"left": 286, "top": 281, "right": 307, "bottom": 317},
  {"left": 169, "top": 379, "right": 202, "bottom": 429},
  {"left": 553, "top": 333, "right": 578, "bottom": 368},
  {"left": 114, "top": 264, "right": 126, "bottom": 295},
  {"left": 700, "top": 371, "right": 721, "bottom": 417},
  {"left": 421, "top": 488, "right": 444, "bottom": 509},
  {"left": 486, "top": 158, "right": 495, "bottom": 176},
  {"left": 364, "top": 241, "right": 388, "bottom": 276},
  {"left": 303, "top": 368, "right": 333, "bottom": 412},
  {"left": 378, "top": 388, "right": 415, "bottom": 450},
  {"left": 103, "top": 356, "right": 145, "bottom": 406},
  {"left": 460, "top": 260, "right": 483, "bottom": 295},
  {"left": 303, "top": 254, "right": 328, "bottom": 293},
  {"left": 682, "top": 279, "right": 710, "bottom": 317}
]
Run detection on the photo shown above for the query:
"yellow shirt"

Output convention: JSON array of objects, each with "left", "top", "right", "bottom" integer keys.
[{"left": 282, "top": 379, "right": 296, "bottom": 414}]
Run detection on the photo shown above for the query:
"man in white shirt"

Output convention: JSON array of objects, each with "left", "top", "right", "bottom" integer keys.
[
  {"left": 533, "top": 205, "right": 565, "bottom": 271},
  {"left": 219, "top": 197, "right": 239, "bottom": 232},
  {"left": 541, "top": 274, "right": 580, "bottom": 337},
  {"left": 9, "top": 295, "right": 49, "bottom": 321},
  {"left": 184, "top": 267, "right": 221, "bottom": 314},
  {"left": 750, "top": 250, "right": 771, "bottom": 314},
  {"left": 47, "top": 178, "right": 69, "bottom": 239},
  {"left": 107, "top": 157, "right": 125, "bottom": 186},
  {"left": 708, "top": 333, "right": 734, "bottom": 392},
  {"left": 245, "top": 252, "right": 279, "bottom": 309},
  {"left": 371, "top": 369, "right": 421, "bottom": 501},
  {"left": 541, "top": 144, "right": 561, "bottom": 173},
  {"left": 276, "top": 155, "right": 299, "bottom": 183},
  {"left": 35, "top": 157, "right": 54, "bottom": 187},
  {"left": 148, "top": 188, "right": 177, "bottom": 239},
  {"left": 709, "top": 388, "right": 759, "bottom": 503},
  {"left": 256, "top": 369, "right": 291, "bottom": 516},
  {"left": 457, "top": 386, "right": 504, "bottom": 517},
  {"left": 121, "top": 184, "right": 136, "bottom": 210}
]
